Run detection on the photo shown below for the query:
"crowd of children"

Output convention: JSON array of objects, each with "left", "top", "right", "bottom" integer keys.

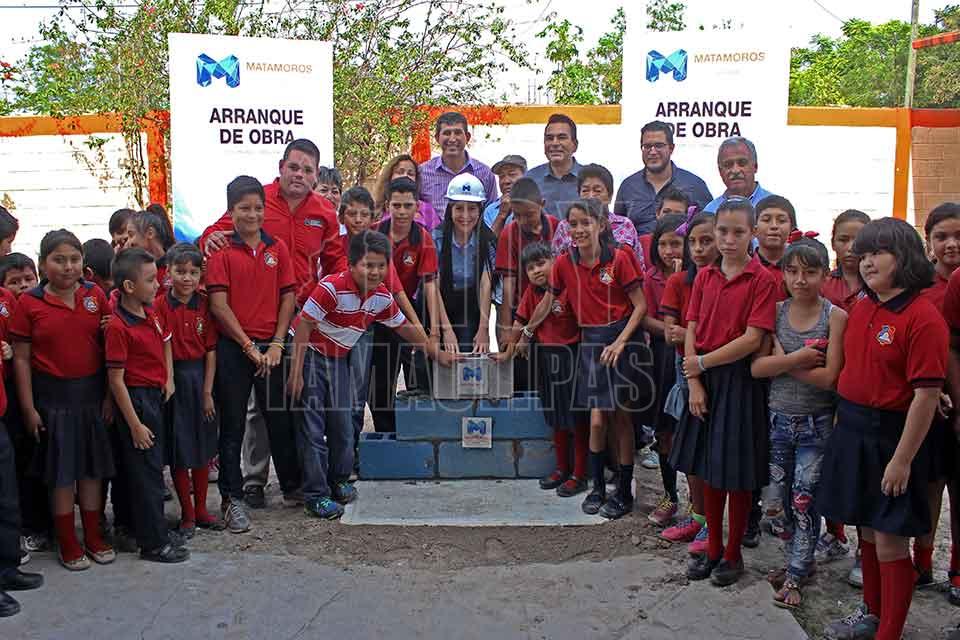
[{"left": 0, "top": 133, "right": 957, "bottom": 640}]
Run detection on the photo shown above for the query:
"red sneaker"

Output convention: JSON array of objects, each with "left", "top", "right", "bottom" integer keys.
[
  {"left": 648, "top": 496, "right": 679, "bottom": 526},
  {"left": 661, "top": 516, "right": 701, "bottom": 543},
  {"left": 687, "top": 524, "right": 709, "bottom": 555}
]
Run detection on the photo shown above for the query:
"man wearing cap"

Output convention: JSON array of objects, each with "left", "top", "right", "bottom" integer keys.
[
  {"left": 483, "top": 154, "right": 527, "bottom": 235},
  {"left": 614, "top": 120, "right": 713, "bottom": 235},
  {"left": 525, "top": 113, "right": 582, "bottom": 219},
  {"left": 419, "top": 111, "right": 498, "bottom": 214}
]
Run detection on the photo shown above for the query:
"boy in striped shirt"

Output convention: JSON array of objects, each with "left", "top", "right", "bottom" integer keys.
[{"left": 287, "top": 231, "right": 455, "bottom": 519}]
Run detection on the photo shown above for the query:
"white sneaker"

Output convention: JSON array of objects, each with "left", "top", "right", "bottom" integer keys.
[
  {"left": 847, "top": 555, "right": 863, "bottom": 588},
  {"left": 639, "top": 448, "right": 660, "bottom": 470},
  {"left": 223, "top": 499, "right": 251, "bottom": 534},
  {"left": 815, "top": 532, "right": 851, "bottom": 564}
]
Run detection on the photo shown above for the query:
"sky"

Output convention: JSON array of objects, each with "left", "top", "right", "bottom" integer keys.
[{"left": 0, "top": 0, "right": 943, "bottom": 103}]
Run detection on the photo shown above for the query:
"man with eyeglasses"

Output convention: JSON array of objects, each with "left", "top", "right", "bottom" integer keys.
[
  {"left": 702, "top": 136, "right": 774, "bottom": 213},
  {"left": 613, "top": 120, "right": 712, "bottom": 235}
]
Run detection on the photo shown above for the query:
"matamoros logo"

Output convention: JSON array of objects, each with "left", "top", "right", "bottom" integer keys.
[
  {"left": 196, "top": 53, "right": 240, "bottom": 88},
  {"left": 646, "top": 49, "right": 688, "bottom": 83}
]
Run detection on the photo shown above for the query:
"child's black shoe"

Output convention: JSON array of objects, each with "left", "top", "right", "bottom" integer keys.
[
  {"left": 581, "top": 489, "right": 605, "bottom": 515},
  {"left": 598, "top": 495, "right": 633, "bottom": 520},
  {"left": 539, "top": 471, "right": 567, "bottom": 490},
  {"left": 711, "top": 558, "right": 745, "bottom": 586},
  {"left": 687, "top": 553, "right": 722, "bottom": 581},
  {"left": 140, "top": 543, "right": 189, "bottom": 564}
]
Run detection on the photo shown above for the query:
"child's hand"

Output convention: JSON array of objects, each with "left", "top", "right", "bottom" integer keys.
[
  {"left": 101, "top": 394, "right": 115, "bottom": 425},
  {"left": 472, "top": 328, "right": 490, "bottom": 354},
  {"left": 880, "top": 456, "right": 910, "bottom": 497},
  {"left": 665, "top": 325, "right": 685, "bottom": 345},
  {"left": 441, "top": 328, "right": 459, "bottom": 355},
  {"left": 600, "top": 339, "right": 626, "bottom": 367},
  {"left": 100, "top": 315, "right": 111, "bottom": 330},
  {"left": 0, "top": 341, "right": 11, "bottom": 361},
  {"left": 489, "top": 344, "right": 515, "bottom": 363},
  {"left": 24, "top": 408, "right": 43, "bottom": 442},
  {"left": 682, "top": 355, "right": 703, "bottom": 378},
  {"left": 287, "top": 371, "right": 304, "bottom": 402},
  {"left": 790, "top": 347, "right": 826, "bottom": 370},
  {"left": 132, "top": 422, "right": 155, "bottom": 450},
  {"left": 688, "top": 382, "right": 708, "bottom": 418},
  {"left": 938, "top": 392, "right": 953, "bottom": 419},
  {"left": 264, "top": 345, "right": 283, "bottom": 370},
  {"left": 163, "top": 378, "right": 176, "bottom": 402},
  {"left": 203, "top": 391, "right": 216, "bottom": 422},
  {"left": 436, "top": 350, "right": 458, "bottom": 368}
]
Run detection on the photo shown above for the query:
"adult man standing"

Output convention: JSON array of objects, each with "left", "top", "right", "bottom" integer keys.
[
  {"left": 613, "top": 120, "right": 712, "bottom": 235},
  {"left": 702, "top": 136, "right": 773, "bottom": 213},
  {"left": 419, "top": 111, "right": 497, "bottom": 214},
  {"left": 525, "top": 114, "right": 583, "bottom": 219}
]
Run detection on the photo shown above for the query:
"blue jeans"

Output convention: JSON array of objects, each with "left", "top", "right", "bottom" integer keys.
[
  {"left": 768, "top": 410, "right": 833, "bottom": 578},
  {"left": 348, "top": 327, "right": 374, "bottom": 441},
  {"left": 298, "top": 349, "right": 354, "bottom": 501}
]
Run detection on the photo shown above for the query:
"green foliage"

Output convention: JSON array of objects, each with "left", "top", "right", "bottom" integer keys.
[
  {"left": 791, "top": 8, "right": 960, "bottom": 108},
  {"left": 646, "top": 0, "right": 686, "bottom": 31}
]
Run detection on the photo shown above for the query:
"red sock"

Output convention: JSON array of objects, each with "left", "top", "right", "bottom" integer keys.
[
  {"left": 172, "top": 467, "right": 195, "bottom": 526},
  {"left": 54, "top": 512, "right": 82, "bottom": 561},
  {"left": 191, "top": 467, "right": 212, "bottom": 522},
  {"left": 876, "top": 558, "right": 916, "bottom": 640},
  {"left": 573, "top": 424, "right": 589, "bottom": 479},
  {"left": 912, "top": 540, "right": 934, "bottom": 574},
  {"left": 723, "top": 490, "right": 751, "bottom": 564},
  {"left": 80, "top": 508, "right": 110, "bottom": 553},
  {"left": 553, "top": 430, "right": 571, "bottom": 474},
  {"left": 861, "top": 540, "right": 882, "bottom": 616},
  {"left": 703, "top": 483, "right": 727, "bottom": 562},
  {"left": 827, "top": 519, "right": 847, "bottom": 543}
]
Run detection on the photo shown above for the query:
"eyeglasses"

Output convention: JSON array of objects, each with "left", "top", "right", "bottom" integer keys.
[{"left": 641, "top": 142, "right": 669, "bottom": 152}]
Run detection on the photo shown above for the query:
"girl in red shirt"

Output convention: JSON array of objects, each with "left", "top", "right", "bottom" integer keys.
[
  {"left": 10, "top": 230, "right": 115, "bottom": 571},
  {"left": 640, "top": 213, "right": 686, "bottom": 526},
  {"left": 820, "top": 218, "right": 947, "bottom": 640},
  {"left": 519, "top": 198, "right": 649, "bottom": 520},
  {"left": 676, "top": 199, "right": 778, "bottom": 587},
  {"left": 661, "top": 214, "right": 717, "bottom": 551},
  {"left": 821, "top": 209, "right": 870, "bottom": 312}
]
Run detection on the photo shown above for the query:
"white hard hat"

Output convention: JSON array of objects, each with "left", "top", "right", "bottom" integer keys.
[{"left": 446, "top": 174, "right": 486, "bottom": 203}]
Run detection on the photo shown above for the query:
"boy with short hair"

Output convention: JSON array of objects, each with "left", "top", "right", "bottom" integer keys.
[
  {"left": 81, "top": 239, "right": 115, "bottom": 293},
  {"left": 206, "top": 176, "right": 303, "bottom": 533},
  {"left": 0, "top": 254, "right": 38, "bottom": 297},
  {"left": 105, "top": 248, "right": 188, "bottom": 563},
  {"left": 288, "top": 231, "right": 454, "bottom": 518}
]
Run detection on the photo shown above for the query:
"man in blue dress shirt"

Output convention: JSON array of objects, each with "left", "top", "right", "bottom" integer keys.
[{"left": 703, "top": 136, "right": 774, "bottom": 213}]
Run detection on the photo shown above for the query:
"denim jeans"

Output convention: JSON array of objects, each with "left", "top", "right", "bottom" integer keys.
[
  {"left": 348, "top": 327, "right": 374, "bottom": 442},
  {"left": 298, "top": 349, "right": 354, "bottom": 501},
  {"left": 767, "top": 410, "right": 833, "bottom": 578}
]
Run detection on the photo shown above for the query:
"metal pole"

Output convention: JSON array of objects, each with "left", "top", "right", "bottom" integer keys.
[{"left": 904, "top": 0, "right": 921, "bottom": 107}]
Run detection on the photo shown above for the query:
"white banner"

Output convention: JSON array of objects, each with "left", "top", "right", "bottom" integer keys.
[
  {"left": 621, "top": 28, "right": 790, "bottom": 196},
  {"left": 168, "top": 33, "right": 333, "bottom": 242}
]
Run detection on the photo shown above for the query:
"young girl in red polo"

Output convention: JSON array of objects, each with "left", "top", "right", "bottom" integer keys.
[
  {"left": 126, "top": 205, "right": 176, "bottom": 295},
  {"left": 517, "top": 198, "right": 649, "bottom": 519},
  {"left": 641, "top": 213, "right": 686, "bottom": 526},
  {"left": 821, "top": 217, "right": 946, "bottom": 640},
  {"left": 675, "top": 198, "right": 777, "bottom": 587},
  {"left": 661, "top": 213, "right": 717, "bottom": 554},
  {"left": 10, "top": 230, "right": 115, "bottom": 571}
]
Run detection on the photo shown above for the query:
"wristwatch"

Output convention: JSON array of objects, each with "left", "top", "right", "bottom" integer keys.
[{"left": 521, "top": 326, "right": 534, "bottom": 339}]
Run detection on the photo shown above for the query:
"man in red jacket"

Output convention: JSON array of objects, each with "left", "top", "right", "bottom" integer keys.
[{"left": 201, "top": 139, "right": 347, "bottom": 509}]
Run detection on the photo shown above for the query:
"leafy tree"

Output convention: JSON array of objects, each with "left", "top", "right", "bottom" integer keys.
[{"left": 1, "top": 0, "right": 528, "bottom": 203}]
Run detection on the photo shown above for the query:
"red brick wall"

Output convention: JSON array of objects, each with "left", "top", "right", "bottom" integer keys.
[{"left": 912, "top": 127, "right": 960, "bottom": 229}]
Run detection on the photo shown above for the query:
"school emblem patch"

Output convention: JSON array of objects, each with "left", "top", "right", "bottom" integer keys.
[
  {"left": 599, "top": 267, "right": 614, "bottom": 285},
  {"left": 264, "top": 252, "right": 278, "bottom": 268},
  {"left": 551, "top": 300, "right": 564, "bottom": 315},
  {"left": 82, "top": 296, "right": 98, "bottom": 313},
  {"left": 403, "top": 252, "right": 415, "bottom": 266},
  {"left": 0, "top": 302, "right": 8, "bottom": 318},
  {"left": 876, "top": 324, "right": 895, "bottom": 346}
]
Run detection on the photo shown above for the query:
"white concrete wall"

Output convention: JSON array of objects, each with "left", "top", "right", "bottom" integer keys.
[{"left": 0, "top": 133, "right": 141, "bottom": 261}]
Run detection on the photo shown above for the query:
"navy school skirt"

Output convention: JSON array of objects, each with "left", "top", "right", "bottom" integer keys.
[
  {"left": 668, "top": 358, "right": 768, "bottom": 491},
  {"left": 818, "top": 399, "right": 931, "bottom": 537},
  {"left": 575, "top": 318, "right": 653, "bottom": 413},
  {"left": 32, "top": 372, "right": 115, "bottom": 488},
  {"left": 647, "top": 335, "right": 677, "bottom": 435},
  {"left": 166, "top": 359, "right": 218, "bottom": 469},
  {"left": 534, "top": 343, "right": 585, "bottom": 430},
  {"left": 923, "top": 412, "right": 957, "bottom": 483}
]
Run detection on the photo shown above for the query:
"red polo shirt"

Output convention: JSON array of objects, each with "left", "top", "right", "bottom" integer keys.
[
  {"left": 200, "top": 179, "right": 346, "bottom": 291},
  {"left": 686, "top": 254, "right": 777, "bottom": 353},
  {"left": 922, "top": 271, "right": 950, "bottom": 316},
  {"left": 643, "top": 267, "right": 667, "bottom": 320},
  {"left": 153, "top": 291, "right": 218, "bottom": 361},
  {"left": 757, "top": 251, "right": 787, "bottom": 302},
  {"left": 838, "top": 290, "right": 947, "bottom": 412},
  {"left": 205, "top": 231, "right": 296, "bottom": 341},
  {"left": 105, "top": 304, "right": 171, "bottom": 388},
  {"left": 0, "top": 287, "right": 16, "bottom": 343},
  {"left": 661, "top": 271, "right": 693, "bottom": 328},
  {"left": 944, "top": 268, "right": 960, "bottom": 335},
  {"left": 551, "top": 245, "right": 644, "bottom": 327},
  {"left": 820, "top": 269, "right": 864, "bottom": 313},
  {"left": 9, "top": 280, "right": 109, "bottom": 378},
  {"left": 515, "top": 285, "right": 579, "bottom": 346},
  {"left": 495, "top": 213, "right": 560, "bottom": 306},
  {"left": 377, "top": 220, "right": 438, "bottom": 299},
  {"left": 300, "top": 271, "right": 406, "bottom": 358}
]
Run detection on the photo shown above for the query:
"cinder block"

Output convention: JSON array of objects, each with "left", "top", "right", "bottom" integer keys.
[
  {"left": 930, "top": 127, "right": 960, "bottom": 144},
  {"left": 911, "top": 143, "right": 943, "bottom": 160},
  {"left": 437, "top": 441, "right": 516, "bottom": 478},
  {"left": 395, "top": 397, "right": 475, "bottom": 441},
  {"left": 475, "top": 394, "right": 551, "bottom": 439},
  {"left": 358, "top": 433, "right": 436, "bottom": 479},
  {"left": 516, "top": 440, "right": 556, "bottom": 478}
]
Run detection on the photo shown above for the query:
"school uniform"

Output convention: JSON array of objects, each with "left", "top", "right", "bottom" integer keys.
[
  {"left": 0, "top": 357, "right": 22, "bottom": 575},
  {"left": 660, "top": 271, "right": 694, "bottom": 422},
  {"left": 9, "top": 281, "right": 114, "bottom": 488},
  {"left": 551, "top": 244, "right": 652, "bottom": 413},
  {"left": 496, "top": 213, "right": 560, "bottom": 392},
  {"left": 154, "top": 291, "right": 218, "bottom": 470},
  {"left": 298, "top": 271, "right": 406, "bottom": 500},
  {"left": 921, "top": 272, "right": 956, "bottom": 484},
  {"left": 757, "top": 251, "right": 788, "bottom": 302},
  {"left": 669, "top": 255, "right": 777, "bottom": 492},
  {"left": 105, "top": 303, "right": 171, "bottom": 552},
  {"left": 820, "top": 269, "right": 864, "bottom": 312},
  {"left": 819, "top": 290, "right": 947, "bottom": 537},
  {"left": 642, "top": 266, "right": 677, "bottom": 435},
  {"left": 515, "top": 285, "right": 581, "bottom": 430},
  {"left": 370, "top": 221, "right": 437, "bottom": 433},
  {"left": 205, "top": 231, "right": 303, "bottom": 503}
]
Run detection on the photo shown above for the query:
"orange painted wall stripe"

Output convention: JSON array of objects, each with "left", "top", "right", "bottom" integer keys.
[
  {"left": 913, "top": 31, "right": 960, "bottom": 49},
  {"left": 911, "top": 109, "right": 960, "bottom": 128},
  {"left": 893, "top": 108, "right": 912, "bottom": 220}
]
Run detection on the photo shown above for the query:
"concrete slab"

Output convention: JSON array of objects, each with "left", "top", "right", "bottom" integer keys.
[
  {"left": 5, "top": 552, "right": 808, "bottom": 640},
  {"left": 341, "top": 479, "right": 607, "bottom": 526}
]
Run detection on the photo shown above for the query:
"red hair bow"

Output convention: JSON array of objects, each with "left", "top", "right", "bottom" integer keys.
[{"left": 787, "top": 230, "right": 819, "bottom": 244}]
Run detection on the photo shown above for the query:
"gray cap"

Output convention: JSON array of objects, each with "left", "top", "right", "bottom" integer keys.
[{"left": 491, "top": 154, "right": 527, "bottom": 174}]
